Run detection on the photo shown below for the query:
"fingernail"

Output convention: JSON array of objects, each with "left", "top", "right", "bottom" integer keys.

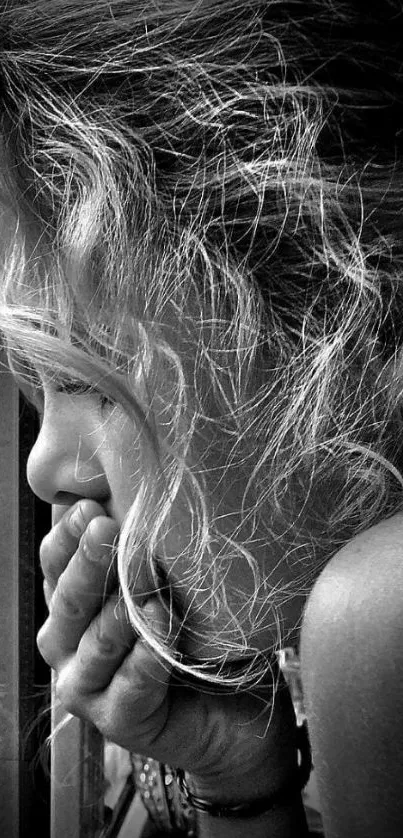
[
  {"left": 69, "top": 507, "right": 85, "bottom": 536},
  {"left": 81, "top": 530, "right": 112, "bottom": 564},
  {"left": 81, "top": 536, "right": 98, "bottom": 563}
]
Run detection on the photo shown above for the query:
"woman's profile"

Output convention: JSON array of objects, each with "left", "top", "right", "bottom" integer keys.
[{"left": 0, "top": 1, "right": 402, "bottom": 836}]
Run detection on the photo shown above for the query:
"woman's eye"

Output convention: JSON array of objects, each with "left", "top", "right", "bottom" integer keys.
[
  {"left": 54, "top": 380, "right": 114, "bottom": 410},
  {"left": 55, "top": 380, "right": 93, "bottom": 396}
]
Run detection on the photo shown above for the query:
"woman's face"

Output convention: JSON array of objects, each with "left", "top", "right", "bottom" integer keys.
[
  {"left": 27, "top": 385, "right": 146, "bottom": 531},
  {"left": 26, "top": 381, "right": 299, "bottom": 659}
]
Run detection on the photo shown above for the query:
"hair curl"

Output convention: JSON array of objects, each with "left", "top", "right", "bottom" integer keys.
[{"left": 1, "top": 0, "right": 403, "bottom": 686}]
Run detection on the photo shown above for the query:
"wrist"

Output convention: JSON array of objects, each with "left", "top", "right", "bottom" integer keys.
[
  {"left": 181, "top": 720, "right": 312, "bottom": 810},
  {"left": 182, "top": 761, "right": 305, "bottom": 805},
  {"left": 185, "top": 767, "right": 273, "bottom": 806},
  {"left": 177, "top": 768, "right": 310, "bottom": 838}
]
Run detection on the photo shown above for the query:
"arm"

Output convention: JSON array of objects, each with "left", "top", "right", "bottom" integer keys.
[
  {"left": 38, "top": 501, "right": 309, "bottom": 838},
  {"left": 195, "top": 805, "right": 307, "bottom": 838},
  {"left": 300, "top": 514, "right": 403, "bottom": 838},
  {"left": 188, "top": 679, "right": 310, "bottom": 838}
]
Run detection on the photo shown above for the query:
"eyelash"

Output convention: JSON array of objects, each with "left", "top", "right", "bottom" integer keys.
[{"left": 53, "top": 380, "right": 115, "bottom": 410}]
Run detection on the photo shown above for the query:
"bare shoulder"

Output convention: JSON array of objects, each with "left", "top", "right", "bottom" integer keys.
[
  {"left": 302, "top": 512, "right": 403, "bottom": 656},
  {"left": 300, "top": 514, "right": 403, "bottom": 837}
]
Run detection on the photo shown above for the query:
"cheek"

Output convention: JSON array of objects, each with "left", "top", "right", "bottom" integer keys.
[
  {"left": 103, "top": 421, "right": 144, "bottom": 526},
  {"left": 106, "top": 463, "right": 142, "bottom": 528},
  {"left": 103, "top": 414, "right": 282, "bottom": 658},
  {"left": 158, "top": 523, "right": 275, "bottom": 660}
]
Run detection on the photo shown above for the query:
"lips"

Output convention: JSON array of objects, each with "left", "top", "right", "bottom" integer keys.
[{"left": 52, "top": 499, "right": 115, "bottom": 527}]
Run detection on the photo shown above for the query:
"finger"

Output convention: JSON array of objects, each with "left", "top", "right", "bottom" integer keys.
[
  {"left": 56, "top": 594, "right": 137, "bottom": 705},
  {"left": 43, "top": 579, "right": 52, "bottom": 609},
  {"left": 93, "top": 598, "right": 178, "bottom": 745},
  {"left": 56, "top": 598, "right": 177, "bottom": 747},
  {"left": 92, "top": 596, "right": 178, "bottom": 709},
  {"left": 40, "top": 499, "right": 108, "bottom": 592},
  {"left": 37, "top": 516, "right": 119, "bottom": 668},
  {"left": 59, "top": 597, "right": 174, "bottom": 702}
]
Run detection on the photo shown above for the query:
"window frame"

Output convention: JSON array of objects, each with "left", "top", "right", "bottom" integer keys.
[{"left": 0, "top": 369, "right": 139, "bottom": 837}]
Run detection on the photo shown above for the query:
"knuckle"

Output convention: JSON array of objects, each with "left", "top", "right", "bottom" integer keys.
[
  {"left": 43, "top": 580, "right": 53, "bottom": 606},
  {"left": 87, "top": 619, "right": 117, "bottom": 657},
  {"left": 39, "top": 533, "right": 56, "bottom": 580},
  {"left": 36, "top": 623, "right": 57, "bottom": 668},
  {"left": 54, "top": 671, "right": 81, "bottom": 716},
  {"left": 52, "top": 577, "right": 84, "bottom": 619},
  {"left": 36, "top": 625, "right": 47, "bottom": 658}
]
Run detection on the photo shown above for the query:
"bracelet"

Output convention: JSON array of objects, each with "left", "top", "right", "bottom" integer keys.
[
  {"left": 175, "top": 766, "right": 305, "bottom": 820},
  {"left": 175, "top": 721, "right": 312, "bottom": 820},
  {"left": 131, "top": 754, "right": 197, "bottom": 835}
]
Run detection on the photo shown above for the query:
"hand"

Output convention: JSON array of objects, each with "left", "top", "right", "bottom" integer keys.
[{"left": 37, "top": 500, "right": 298, "bottom": 802}]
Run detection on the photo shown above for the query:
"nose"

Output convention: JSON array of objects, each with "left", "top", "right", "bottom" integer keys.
[{"left": 26, "top": 398, "right": 110, "bottom": 507}]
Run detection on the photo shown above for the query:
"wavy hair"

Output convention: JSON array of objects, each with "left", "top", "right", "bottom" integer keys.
[{"left": 1, "top": 0, "right": 403, "bottom": 686}]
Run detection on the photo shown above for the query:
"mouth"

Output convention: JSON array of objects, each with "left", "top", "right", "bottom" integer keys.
[{"left": 52, "top": 499, "right": 116, "bottom": 526}]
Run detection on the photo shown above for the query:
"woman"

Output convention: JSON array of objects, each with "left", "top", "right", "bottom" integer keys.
[{"left": 0, "top": 1, "right": 402, "bottom": 835}]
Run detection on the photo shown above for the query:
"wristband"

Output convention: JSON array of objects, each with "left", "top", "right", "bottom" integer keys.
[{"left": 175, "top": 767, "right": 304, "bottom": 819}]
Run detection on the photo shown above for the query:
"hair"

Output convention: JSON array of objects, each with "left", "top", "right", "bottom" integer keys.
[{"left": 0, "top": 0, "right": 403, "bottom": 688}]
